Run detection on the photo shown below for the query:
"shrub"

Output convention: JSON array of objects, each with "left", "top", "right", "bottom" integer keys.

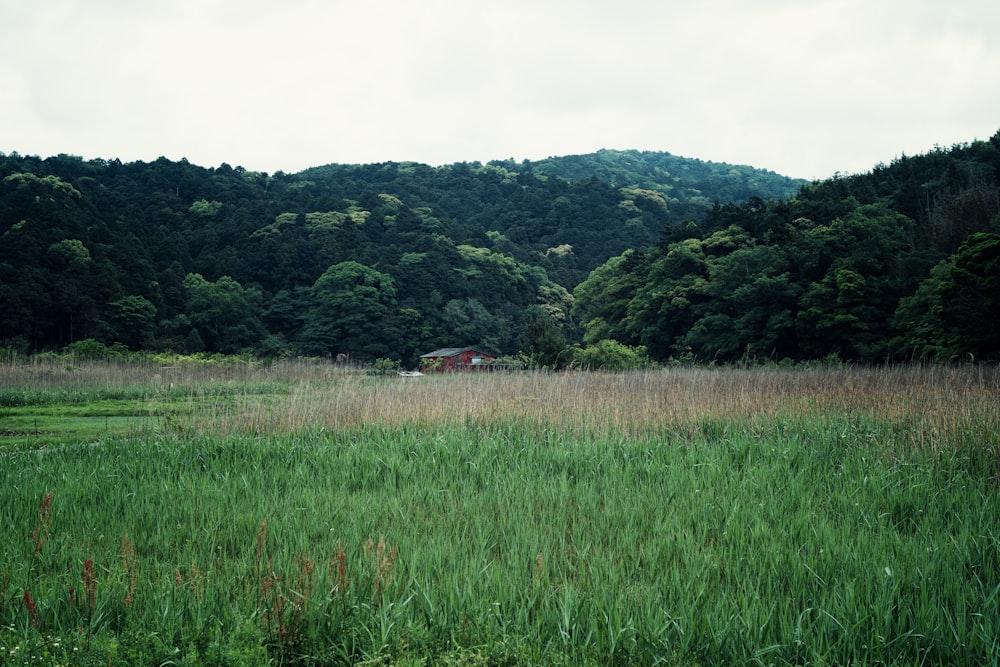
[
  {"left": 63, "top": 338, "right": 130, "bottom": 361},
  {"left": 571, "top": 339, "right": 650, "bottom": 370},
  {"left": 371, "top": 357, "right": 402, "bottom": 375}
]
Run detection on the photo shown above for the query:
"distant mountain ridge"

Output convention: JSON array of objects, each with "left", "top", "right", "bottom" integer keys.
[
  {"left": 503, "top": 148, "right": 807, "bottom": 202},
  {"left": 302, "top": 148, "right": 807, "bottom": 220}
]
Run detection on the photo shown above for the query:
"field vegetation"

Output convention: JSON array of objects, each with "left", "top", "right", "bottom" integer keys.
[{"left": 1, "top": 356, "right": 998, "bottom": 665}]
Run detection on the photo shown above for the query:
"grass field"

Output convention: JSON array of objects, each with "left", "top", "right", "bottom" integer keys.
[{"left": 1, "top": 358, "right": 998, "bottom": 665}]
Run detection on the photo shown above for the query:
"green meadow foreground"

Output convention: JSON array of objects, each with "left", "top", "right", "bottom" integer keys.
[{"left": 1, "top": 360, "right": 998, "bottom": 665}]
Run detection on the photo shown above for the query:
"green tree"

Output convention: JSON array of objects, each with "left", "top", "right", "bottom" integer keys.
[
  {"left": 298, "top": 261, "right": 397, "bottom": 359},
  {"left": 625, "top": 239, "right": 710, "bottom": 359},
  {"left": 572, "top": 250, "right": 646, "bottom": 346},
  {"left": 189, "top": 199, "right": 223, "bottom": 217},
  {"left": 684, "top": 242, "right": 799, "bottom": 361},
  {"left": 794, "top": 204, "right": 917, "bottom": 361},
  {"left": 729, "top": 271, "right": 800, "bottom": 360},
  {"left": 107, "top": 295, "right": 157, "bottom": 349},
  {"left": 437, "top": 298, "right": 505, "bottom": 353},
  {"left": 937, "top": 232, "right": 1000, "bottom": 359},
  {"left": 382, "top": 307, "right": 433, "bottom": 365},
  {"left": 520, "top": 318, "right": 571, "bottom": 370},
  {"left": 182, "top": 273, "right": 266, "bottom": 354},
  {"left": 46, "top": 238, "right": 98, "bottom": 344},
  {"left": 264, "top": 287, "right": 313, "bottom": 342},
  {"left": 797, "top": 268, "right": 878, "bottom": 360},
  {"left": 535, "top": 282, "right": 576, "bottom": 334},
  {"left": 892, "top": 260, "right": 953, "bottom": 360},
  {"left": 893, "top": 234, "right": 1000, "bottom": 360},
  {"left": 454, "top": 245, "right": 530, "bottom": 302}
]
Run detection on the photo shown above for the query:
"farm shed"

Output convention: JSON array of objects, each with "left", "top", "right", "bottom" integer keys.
[{"left": 420, "top": 347, "right": 496, "bottom": 372}]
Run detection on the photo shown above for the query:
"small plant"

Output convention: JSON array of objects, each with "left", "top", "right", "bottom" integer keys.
[
  {"left": 162, "top": 412, "right": 184, "bottom": 432},
  {"left": 330, "top": 544, "right": 349, "bottom": 595},
  {"left": 121, "top": 532, "right": 138, "bottom": 608},
  {"left": 22, "top": 589, "right": 40, "bottom": 629},
  {"left": 363, "top": 535, "right": 398, "bottom": 601},
  {"left": 31, "top": 492, "right": 54, "bottom": 555}
]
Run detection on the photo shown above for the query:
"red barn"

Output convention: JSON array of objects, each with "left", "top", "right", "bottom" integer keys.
[{"left": 419, "top": 347, "right": 495, "bottom": 373}]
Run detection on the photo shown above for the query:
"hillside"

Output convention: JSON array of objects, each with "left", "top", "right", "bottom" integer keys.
[
  {"left": 0, "top": 149, "right": 803, "bottom": 361},
  {"left": 516, "top": 148, "right": 805, "bottom": 203},
  {"left": 8, "top": 136, "right": 997, "bottom": 365},
  {"left": 574, "top": 133, "right": 1000, "bottom": 363}
]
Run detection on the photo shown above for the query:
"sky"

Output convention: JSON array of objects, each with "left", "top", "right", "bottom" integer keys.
[{"left": 2, "top": 0, "right": 998, "bottom": 181}]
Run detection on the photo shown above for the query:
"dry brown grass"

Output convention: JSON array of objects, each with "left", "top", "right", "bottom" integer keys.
[
  {"left": 0, "top": 356, "right": 347, "bottom": 392},
  {"left": 206, "top": 364, "right": 1000, "bottom": 448},
  {"left": 5, "top": 357, "right": 995, "bottom": 449}
]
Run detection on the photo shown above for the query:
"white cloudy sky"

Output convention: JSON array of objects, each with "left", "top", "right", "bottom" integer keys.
[{"left": 2, "top": 0, "right": 998, "bottom": 180}]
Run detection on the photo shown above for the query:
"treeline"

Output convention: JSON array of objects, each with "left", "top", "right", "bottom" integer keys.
[
  {"left": 0, "top": 149, "right": 802, "bottom": 363},
  {"left": 4, "top": 136, "right": 997, "bottom": 365},
  {"left": 573, "top": 133, "right": 1000, "bottom": 363}
]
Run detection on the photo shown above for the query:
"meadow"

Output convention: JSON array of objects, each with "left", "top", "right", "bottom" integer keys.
[{"left": 1, "top": 357, "right": 998, "bottom": 665}]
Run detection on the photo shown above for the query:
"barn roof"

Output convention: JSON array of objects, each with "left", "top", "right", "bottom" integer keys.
[{"left": 420, "top": 347, "right": 488, "bottom": 358}]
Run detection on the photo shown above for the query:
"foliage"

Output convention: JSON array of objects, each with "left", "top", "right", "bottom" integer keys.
[
  {"left": 581, "top": 136, "right": 1000, "bottom": 362},
  {"left": 519, "top": 317, "right": 571, "bottom": 369},
  {"left": 106, "top": 295, "right": 157, "bottom": 349},
  {"left": 2, "top": 135, "right": 999, "bottom": 363},
  {"left": 936, "top": 232, "right": 1000, "bottom": 357},
  {"left": 62, "top": 338, "right": 132, "bottom": 361},
  {"left": 179, "top": 273, "right": 266, "bottom": 354},
  {"left": 298, "top": 261, "right": 397, "bottom": 358},
  {"left": 0, "top": 149, "right": 802, "bottom": 363},
  {"left": 370, "top": 357, "right": 402, "bottom": 375},
  {"left": 571, "top": 339, "right": 651, "bottom": 370},
  {"left": 571, "top": 249, "right": 646, "bottom": 347}
]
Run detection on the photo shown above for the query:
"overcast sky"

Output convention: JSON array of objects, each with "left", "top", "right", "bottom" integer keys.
[{"left": 2, "top": 0, "right": 998, "bottom": 181}]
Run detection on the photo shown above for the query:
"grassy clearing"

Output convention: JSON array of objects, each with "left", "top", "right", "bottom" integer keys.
[
  {"left": 1, "top": 360, "right": 998, "bottom": 665},
  {"left": 0, "top": 357, "right": 321, "bottom": 451}
]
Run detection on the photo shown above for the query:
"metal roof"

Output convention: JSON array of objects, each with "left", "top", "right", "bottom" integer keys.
[{"left": 420, "top": 347, "right": 484, "bottom": 358}]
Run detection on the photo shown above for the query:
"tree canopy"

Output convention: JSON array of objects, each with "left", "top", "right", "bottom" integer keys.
[
  {"left": 2, "top": 134, "right": 998, "bottom": 363},
  {"left": 0, "top": 148, "right": 801, "bottom": 363},
  {"left": 576, "top": 134, "right": 1000, "bottom": 362}
]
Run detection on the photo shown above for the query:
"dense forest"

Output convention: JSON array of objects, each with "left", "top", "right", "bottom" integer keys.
[
  {"left": 0, "top": 149, "right": 802, "bottom": 362},
  {"left": 2, "top": 134, "right": 998, "bottom": 365},
  {"left": 575, "top": 134, "right": 1000, "bottom": 363}
]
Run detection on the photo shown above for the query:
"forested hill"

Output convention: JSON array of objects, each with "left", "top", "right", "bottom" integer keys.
[
  {"left": 5, "top": 137, "right": 998, "bottom": 365},
  {"left": 0, "top": 149, "right": 803, "bottom": 361},
  {"left": 504, "top": 149, "right": 803, "bottom": 203},
  {"left": 574, "top": 133, "right": 1000, "bottom": 363}
]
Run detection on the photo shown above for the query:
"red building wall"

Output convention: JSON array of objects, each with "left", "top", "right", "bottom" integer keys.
[{"left": 422, "top": 349, "right": 494, "bottom": 372}]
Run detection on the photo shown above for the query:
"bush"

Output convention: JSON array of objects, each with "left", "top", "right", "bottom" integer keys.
[
  {"left": 571, "top": 339, "right": 650, "bottom": 370},
  {"left": 63, "top": 338, "right": 131, "bottom": 361},
  {"left": 371, "top": 357, "right": 402, "bottom": 375}
]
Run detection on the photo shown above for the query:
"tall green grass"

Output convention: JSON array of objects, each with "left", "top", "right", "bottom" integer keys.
[{"left": 1, "top": 363, "right": 998, "bottom": 665}]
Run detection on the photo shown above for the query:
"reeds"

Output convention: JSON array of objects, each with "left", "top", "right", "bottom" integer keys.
[
  {"left": 1, "top": 361, "right": 997, "bottom": 664},
  {"left": 199, "top": 364, "right": 1000, "bottom": 457}
]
